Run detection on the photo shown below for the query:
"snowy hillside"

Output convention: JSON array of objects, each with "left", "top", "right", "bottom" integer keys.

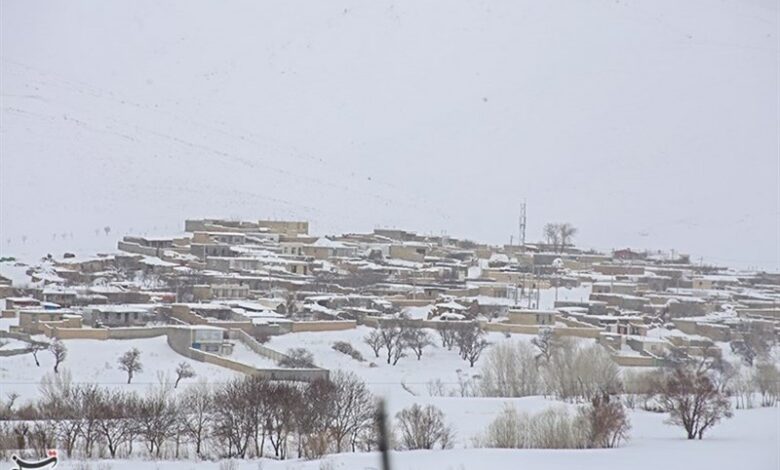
[{"left": 1, "top": 0, "right": 778, "bottom": 269}]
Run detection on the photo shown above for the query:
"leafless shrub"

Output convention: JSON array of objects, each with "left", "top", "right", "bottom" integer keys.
[
  {"left": 476, "top": 405, "right": 588, "bottom": 449},
  {"left": 578, "top": 394, "right": 631, "bottom": 448},
  {"left": 394, "top": 404, "right": 454, "bottom": 450},
  {"left": 218, "top": 459, "right": 238, "bottom": 470},
  {"left": 479, "top": 340, "right": 540, "bottom": 397},
  {"left": 278, "top": 348, "right": 315, "bottom": 368},
  {"left": 544, "top": 342, "right": 621, "bottom": 401},
  {"left": 332, "top": 341, "right": 365, "bottom": 362},
  {"left": 427, "top": 379, "right": 447, "bottom": 397}
]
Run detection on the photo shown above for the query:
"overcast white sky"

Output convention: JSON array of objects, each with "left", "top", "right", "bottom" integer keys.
[{"left": 1, "top": 0, "right": 777, "bottom": 270}]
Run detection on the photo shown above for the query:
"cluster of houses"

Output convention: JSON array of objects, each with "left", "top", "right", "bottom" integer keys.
[{"left": 1, "top": 218, "right": 778, "bottom": 369}]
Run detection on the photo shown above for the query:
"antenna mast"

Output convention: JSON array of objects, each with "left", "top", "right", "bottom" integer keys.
[{"left": 518, "top": 201, "right": 527, "bottom": 247}]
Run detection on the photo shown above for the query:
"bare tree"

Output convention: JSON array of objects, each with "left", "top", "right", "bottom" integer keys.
[
  {"left": 94, "top": 388, "right": 135, "bottom": 458},
  {"left": 405, "top": 328, "right": 433, "bottom": 360},
  {"left": 30, "top": 342, "right": 46, "bottom": 367},
  {"left": 436, "top": 322, "right": 457, "bottom": 350},
  {"left": 543, "top": 223, "right": 560, "bottom": 251},
  {"left": 104, "top": 226, "right": 111, "bottom": 236},
  {"left": 78, "top": 384, "right": 103, "bottom": 457},
  {"left": 658, "top": 362, "right": 733, "bottom": 439},
  {"left": 296, "top": 378, "right": 337, "bottom": 459},
  {"left": 135, "top": 384, "right": 178, "bottom": 457},
  {"left": 174, "top": 362, "right": 196, "bottom": 388},
  {"left": 753, "top": 361, "right": 779, "bottom": 407},
  {"left": 49, "top": 340, "right": 67, "bottom": 374},
  {"left": 213, "top": 378, "right": 255, "bottom": 458},
  {"left": 531, "top": 327, "right": 558, "bottom": 364},
  {"left": 265, "top": 382, "right": 301, "bottom": 459},
  {"left": 378, "top": 319, "right": 408, "bottom": 365},
  {"left": 364, "top": 329, "right": 383, "bottom": 358},
  {"left": 395, "top": 404, "right": 454, "bottom": 450},
  {"left": 118, "top": 348, "right": 143, "bottom": 384},
  {"left": 328, "top": 371, "right": 374, "bottom": 453},
  {"left": 558, "top": 223, "right": 578, "bottom": 251},
  {"left": 455, "top": 321, "right": 488, "bottom": 367},
  {"left": 180, "top": 381, "right": 213, "bottom": 457},
  {"left": 543, "top": 223, "right": 578, "bottom": 252},
  {"left": 38, "top": 371, "right": 81, "bottom": 457},
  {"left": 731, "top": 327, "right": 774, "bottom": 366}
]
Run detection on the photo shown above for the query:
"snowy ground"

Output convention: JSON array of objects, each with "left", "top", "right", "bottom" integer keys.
[
  {"left": 266, "top": 325, "right": 603, "bottom": 447},
  {"left": 0, "top": 336, "right": 241, "bottom": 401},
  {"left": 267, "top": 326, "right": 538, "bottom": 397},
  {"left": 227, "top": 340, "right": 282, "bottom": 369},
  {"left": 3, "top": 405, "right": 775, "bottom": 470}
]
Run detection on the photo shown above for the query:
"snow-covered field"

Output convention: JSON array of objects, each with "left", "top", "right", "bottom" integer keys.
[
  {"left": 3, "top": 405, "right": 775, "bottom": 470},
  {"left": 266, "top": 325, "right": 602, "bottom": 447},
  {"left": 268, "top": 325, "right": 535, "bottom": 397},
  {"left": 0, "top": 336, "right": 240, "bottom": 400}
]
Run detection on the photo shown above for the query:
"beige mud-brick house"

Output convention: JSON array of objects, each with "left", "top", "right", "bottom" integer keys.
[
  {"left": 257, "top": 220, "right": 309, "bottom": 236},
  {"left": 507, "top": 309, "right": 556, "bottom": 326}
]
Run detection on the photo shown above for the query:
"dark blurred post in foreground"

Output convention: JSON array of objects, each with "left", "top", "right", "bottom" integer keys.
[{"left": 377, "top": 398, "right": 391, "bottom": 470}]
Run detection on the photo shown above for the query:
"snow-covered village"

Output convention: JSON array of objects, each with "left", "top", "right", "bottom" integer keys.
[
  {"left": 1, "top": 0, "right": 777, "bottom": 469},
  {"left": 0, "top": 218, "right": 777, "bottom": 469}
]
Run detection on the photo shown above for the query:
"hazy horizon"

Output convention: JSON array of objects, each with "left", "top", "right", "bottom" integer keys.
[{"left": 1, "top": 0, "right": 777, "bottom": 270}]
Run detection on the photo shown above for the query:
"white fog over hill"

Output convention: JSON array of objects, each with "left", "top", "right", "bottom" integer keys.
[{"left": 1, "top": 0, "right": 777, "bottom": 269}]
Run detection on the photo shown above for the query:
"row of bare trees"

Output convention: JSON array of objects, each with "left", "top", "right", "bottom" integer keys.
[
  {"left": 0, "top": 369, "right": 466, "bottom": 460},
  {"left": 476, "top": 394, "right": 630, "bottom": 449},
  {"left": 542, "top": 222, "right": 577, "bottom": 252},
  {"left": 0, "top": 370, "right": 379, "bottom": 461},
  {"left": 476, "top": 329, "right": 758, "bottom": 441},
  {"left": 363, "top": 320, "right": 489, "bottom": 367},
  {"left": 478, "top": 330, "right": 621, "bottom": 401}
]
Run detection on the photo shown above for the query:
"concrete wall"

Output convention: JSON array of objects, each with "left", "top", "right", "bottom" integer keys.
[
  {"left": 291, "top": 320, "right": 356, "bottom": 332},
  {"left": 229, "top": 329, "right": 288, "bottom": 362},
  {"left": 611, "top": 354, "right": 663, "bottom": 367},
  {"left": 44, "top": 325, "right": 109, "bottom": 339},
  {"left": 168, "top": 327, "right": 326, "bottom": 382},
  {"left": 43, "top": 325, "right": 171, "bottom": 340},
  {"left": 387, "top": 299, "right": 435, "bottom": 308},
  {"left": 483, "top": 322, "right": 541, "bottom": 335}
]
